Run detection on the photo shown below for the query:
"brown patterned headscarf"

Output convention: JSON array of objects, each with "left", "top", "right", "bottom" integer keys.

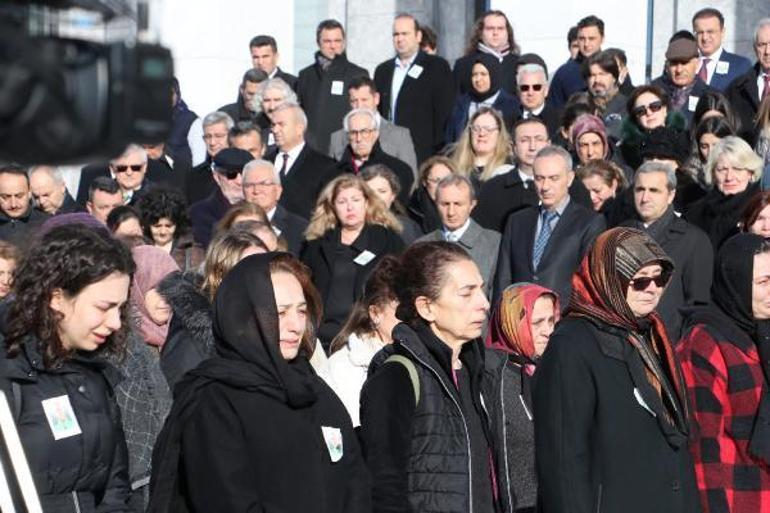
[{"left": 568, "top": 227, "right": 688, "bottom": 430}]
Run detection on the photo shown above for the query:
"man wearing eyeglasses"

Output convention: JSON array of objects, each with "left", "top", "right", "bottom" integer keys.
[
  {"left": 185, "top": 111, "right": 234, "bottom": 205},
  {"left": 189, "top": 148, "right": 252, "bottom": 247},
  {"left": 620, "top": 161, "right": 713, "bottom": 338},
  {"left": 108, "top": 145, "right": 154, "bottom": 205},
  {"left": 241, "top": 159, "right": 307, "bottom": 255},
  {"left": 726, "top": 18, "right": 770, "bottom": 144},
  {"left": 691, "top": 8, "right": 752, "bottom": 93},
  {"left": 335, "top": 109, "right": 413, "bottom": 206},
  {"left": 652, "top": 37, "right": 711, "bottom": 128},
  {"left": 514, "top": 62, "right": 560, "bottom": 139}
]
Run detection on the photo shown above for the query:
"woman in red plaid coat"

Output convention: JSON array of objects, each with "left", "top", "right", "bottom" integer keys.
[{"left": 677, "top": 233, "right": 770, "bottom": 513}]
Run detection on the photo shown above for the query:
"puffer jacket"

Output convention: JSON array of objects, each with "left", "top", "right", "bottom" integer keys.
[{"left": 0, "top": 337, "right": 130, "bottom": 512}]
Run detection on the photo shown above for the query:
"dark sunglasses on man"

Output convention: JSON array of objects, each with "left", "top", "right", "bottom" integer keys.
[
  {"left": 519, "top": 84, "right": 544, "bottom": 92},
  {"left": 632, "top": 100, "right": 664, "bottom": 119},
  {"left": 113, "top": 164, "right": 143, "bottom": 173}
]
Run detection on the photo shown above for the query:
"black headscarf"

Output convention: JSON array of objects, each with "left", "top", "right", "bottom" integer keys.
[
  {"left": 198, "top": 253, "right": 318, "bottom": 408},
  {"left": 685, "top": 233, "right": 770, "bottom": 463},
  {"left": 469, "top": 53, "right": 502, "bottom": 103}
]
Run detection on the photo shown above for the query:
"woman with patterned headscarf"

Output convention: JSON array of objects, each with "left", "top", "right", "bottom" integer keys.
[
  {"left": 533, "top": 227, "right": 701, "bottom": 513},
  {"left": 485, "top": 283, "right": 560, "bottom": 513}
]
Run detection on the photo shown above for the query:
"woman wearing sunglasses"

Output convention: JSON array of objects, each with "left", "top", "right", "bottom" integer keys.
[
  {"left": 620, "top": 85, "right": 687, "bottom": 170},
  {"left": 677, "top": 234, "right": 770, "bottom": 513},
  {"left": 534, "top": 227, "right": 700, "bottom": 513}
]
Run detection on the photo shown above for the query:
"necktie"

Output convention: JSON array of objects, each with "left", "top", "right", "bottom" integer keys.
[
  {"left": 763, "top": 74, "right": 770, "bottom": 101},
  {"left": 532, "top": 210, "right": 557, "bottom": 270},
  {"left": 279, "top": 153, "right": 289, "bottom": 183},
  {"left": 697, "top": 58, "right": 710, "bottom": 83}
]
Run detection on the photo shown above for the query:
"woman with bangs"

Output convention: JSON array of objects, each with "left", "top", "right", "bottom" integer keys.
[
  {"left": 302, "top": 174, "right": 405, "bottom": 351},
  {"left": 451, "top": 106, "right": 515, "bottom": 186}
]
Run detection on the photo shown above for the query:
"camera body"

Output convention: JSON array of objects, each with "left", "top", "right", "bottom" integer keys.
[{"left": 0, "top": 3, "right": 173, "bottom": 164}]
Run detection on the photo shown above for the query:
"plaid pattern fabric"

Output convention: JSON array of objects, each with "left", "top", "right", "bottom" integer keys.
[{"left": 677, "top": 324, "right": 770, "bottom": 513}]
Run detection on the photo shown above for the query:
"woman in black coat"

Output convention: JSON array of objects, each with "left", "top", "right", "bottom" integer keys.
[
  {"left": 407, "top": 155, "right": 457, "bottom": 235},
  {"left": 534, "top": 227, "right": 700, "bottom": 513},
  {"left": 0, "top": 224, "right": 134, "bottom": 512},
  {"left": 148, "top": 253, "right": 370, "bottom": 513},
  {"left": 302, "top": 174, "right": 405, "bottom": 351}
]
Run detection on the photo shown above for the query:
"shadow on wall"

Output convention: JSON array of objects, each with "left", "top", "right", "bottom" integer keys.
[
  {"left": 396, "top": 0, "right": 475, "bottom": 65},
  {"left": 735, "top": 0, "right": 765, "bottom": 61}
]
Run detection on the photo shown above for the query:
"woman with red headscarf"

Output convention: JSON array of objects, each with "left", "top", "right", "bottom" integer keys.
[
  {"left": 485, "top": 283, "right": 560, "bottom": 513},
  {"left": 533, "top": 227, "right": 700, "bottom": 513}
]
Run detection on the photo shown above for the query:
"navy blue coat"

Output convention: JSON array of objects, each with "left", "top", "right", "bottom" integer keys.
[
  {"left": 548, "top": 58, "right": 586, "bottom": 109},
  {"left": 704, "top": 50, "right": 752, "bottom": 92}
]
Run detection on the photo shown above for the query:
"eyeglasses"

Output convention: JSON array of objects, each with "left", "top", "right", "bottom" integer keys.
[
  {"left": 629, "top": 272, "right": 670, "bottom": 291},
  {"left": 632, "top": 100, "right": 664, "bottom": 118},
  {"left": 470, "top": 125, "right": 499, "bottom": 135},
  {"left": 113, "top": 164, "right": 143, "bottom": 173},
  {"left": 216, "top": 168, "right": 242, "bottom": 180},
  {"left": 519, "top": 84, "right": 544, "bottom": 92},
  {"left": 243, "top": 180, "right": 277, "bottom": 189},
  {"left": 347, "top": 128, "right": 376, "bottom": 138}
]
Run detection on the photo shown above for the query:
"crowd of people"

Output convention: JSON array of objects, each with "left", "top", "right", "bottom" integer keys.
[{"left": 1, "top": 6, "right": 770, "bottom": 513}]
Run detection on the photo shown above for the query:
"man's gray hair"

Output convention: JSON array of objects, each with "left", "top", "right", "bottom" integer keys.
[
  {"left": 517, "top": 63, "right": 548, "bottom": 85},
  {"left": 343, "top": 108, "right": 379, "bottom": 132},
  {"left": 635, "top": 161, "right": 677, "bottom": 191},
  {"left": 754, "top": 18, "right": 770, "bottom": 45},
  {"left": 435, "top": 174, "right": 477, "bottom": 202},
  {"left": 534, "top": 145, "right": 573, "bottom": 172},
  {"left": 203, "top": 111, "right": 235, "bottom": 130},
  {"left": 112, "top": 143, "right": 148, "bottom": 164},
  {"left": 253, "top": 78, "right": 298, "bottom": 114},
  {"left": 28, "top": 165, "right": 64, "bottom": 184},
  {"left": 272, "top": 102, "right": 308, "bottom": 130},
  {"left": 243, "top": 159, "right": 280, "bottom": 184}
]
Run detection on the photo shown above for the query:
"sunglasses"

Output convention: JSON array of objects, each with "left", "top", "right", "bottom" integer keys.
[
  {"left": 629, "top": 272, "right": 670, "bottom": 291},
  {"left": 519, "top": 84, "right": 544, "bottom": 92},
  {"left": 113, "top": 164, "right": 143, "bottom": 173},
  {"left": 216, "top": 168, "right": 241, "bottom": 180},
  {"left": 632, "top": 100, "right": 664, "bottom": 118}
]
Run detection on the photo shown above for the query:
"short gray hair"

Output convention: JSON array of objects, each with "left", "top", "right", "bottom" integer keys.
[
  {"left": 113, "top": 144, "right": 148, "bottom": 164},
  {"left": 203, "top": 111, "right": 235, "bottom": 130},
  {"left": 704, "top": 135, "right": 764, "bottom": 187},
  {"left": 754, "top": 18, "right": 770, "bottom": 45},
  {"left": 28, "top": 165, "right": 64, "bottom": 184},
  {"left": 534, "top": 145, "right": 573, "bottom": 172},
  {"left": 253, "top": 78, "right": 298, "bottom": 114},
  {"left": 435, "top": 174, "right": 476, "bottom": 202},
  {"left": 243, "top": 159, "right": 280, "bottom": 183},
  {"left": 343, "top": 108, "right": 378, "bottom": 132},
  {"left": 516, "top": 63, "right": 548, "bottom": 85},
  {"left": 272, "top": 102, "right": 308, "bottom": 130},
  {"left": 635, "top": 161, "right": 677, "bottom": 191}
]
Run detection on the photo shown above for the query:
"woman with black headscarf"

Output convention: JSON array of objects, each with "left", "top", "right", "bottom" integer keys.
[
  {"left": 534, "top": 227, "right": 700, "bottom": 513},
  {"left": 445, "top": 53, "right": 520, "bottom": 143},
  {"left": 677, "top": 234, "right": 770, "bottom": 513},
  {"left": 148, "top": 253, "right": 371, "bottom": 513}
]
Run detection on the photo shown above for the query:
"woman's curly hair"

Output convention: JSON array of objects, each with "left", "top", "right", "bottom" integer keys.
[
  {"left": 135, "top": 185, "right": 191, "bottom": 240},
  {"left": 5, "top": 224, "right": 135, "bottom": 368}
]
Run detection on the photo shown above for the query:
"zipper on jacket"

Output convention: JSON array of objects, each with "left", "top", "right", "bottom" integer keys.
[
  {"left": 402, "top": 344, "right": 475, "bottom": 512},
  {"left": 499, "top": 361, "right": 515, "bottom": 513},
  {"left": 595, "top": 484, "right": 603, "bottom": 513},
  {"left": 71, "top": 491, "right": 82, "bottom": 513}
]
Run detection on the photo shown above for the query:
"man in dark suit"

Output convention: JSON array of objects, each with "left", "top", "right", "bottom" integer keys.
[
  {"left": 620, "top": 161, "right": 713, "bottom": 338},
  {"left": 417, "top": 175, "right": 500, "bottom": 298},
  {"left": 652, "top": 38, "right": 712, "bottom": 128},
  {"left": 80, "top": 144, "right": 156, "bottom": 207},
  {"left": 726, "top": 20, "right": 770, "bottom": 144},
  {"left": 374, "top": 14, "right": 455, "bottom": 165},
  {"left": 217, "top": 69, "right": 268, "bottom": 125},
  {"left": 692, "top": 8, "right": 752, "bottom": 92},
  {"left": 453, "top": 10, "right": 519, "bottom": 96},
  {"left": 184, "top": 111, "right": 234, "bottom": 205},
  {"left": 29, "top": 166, "right": 81, "bottom": 216},
  {"left": 249, "top": 35, "right": 298, "bottom": 90},
  {"left": 549, "top": 15, "right": 604, "bottom": 109},
  {"left": 0, "top": 164, "right": 48, "bottom": 248},
  {"left": 189, "top": 148, "right": 251, "bottom": 248},
  {"left": 296, "top": 19, "right": 368, "bottom": 154},
  {"left": 242, "top": 158, "right": 307, "bottom": 256},
  {"left": 473, "top": 118, "right": 591, "bottom": 232},
  {"left": 267, "top": 103, "right": 338, "bottom": 220},
  {"left": 495, "top": 145, "right": 605, "bottom": 306},
  {"left": 514, "top": 61, "right": 561, "bottom": 139},
  {"left": 335, "top": 108, "right": 413, "bottom": 206}
]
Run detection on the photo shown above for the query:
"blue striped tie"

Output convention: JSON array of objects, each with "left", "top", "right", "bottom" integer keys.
[{"left": 532, "top": 210, "right": 557, "bottom": 270}]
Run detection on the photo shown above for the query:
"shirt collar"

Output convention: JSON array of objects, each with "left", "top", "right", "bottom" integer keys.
[
  {"left": 541, "top": 195, "right": 570, "bottom": 216},
  {"left": 395, "top": 51, "right": 418, "bottom": 69},
  {"left": 443, "top": 218, "right": 471, "bottom": 241},
  {"left": 700, "top": 46, "right": 723, "bottom": 61},
  {"left": 281, "top": 141, "right": 305, "bottom": 159}
]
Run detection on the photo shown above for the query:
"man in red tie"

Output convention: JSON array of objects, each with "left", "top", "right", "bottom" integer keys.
[{"left": 692, "top": 8, "right": 752, "bottom": 92}]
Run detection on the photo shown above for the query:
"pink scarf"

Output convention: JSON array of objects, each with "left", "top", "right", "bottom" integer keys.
[{"left": 130, "top": 245, "right": 180, "bottom": 347}]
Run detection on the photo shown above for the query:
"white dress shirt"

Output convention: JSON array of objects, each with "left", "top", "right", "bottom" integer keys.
[
  {"left": 277, "top": 142, "right": 305, "bottom": 178},
  {"left": 698, "top": 47, "right": 723, "bottom": 84},
  {"left": 390, "top": 52, "right": 419, "bottom": 121}
]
